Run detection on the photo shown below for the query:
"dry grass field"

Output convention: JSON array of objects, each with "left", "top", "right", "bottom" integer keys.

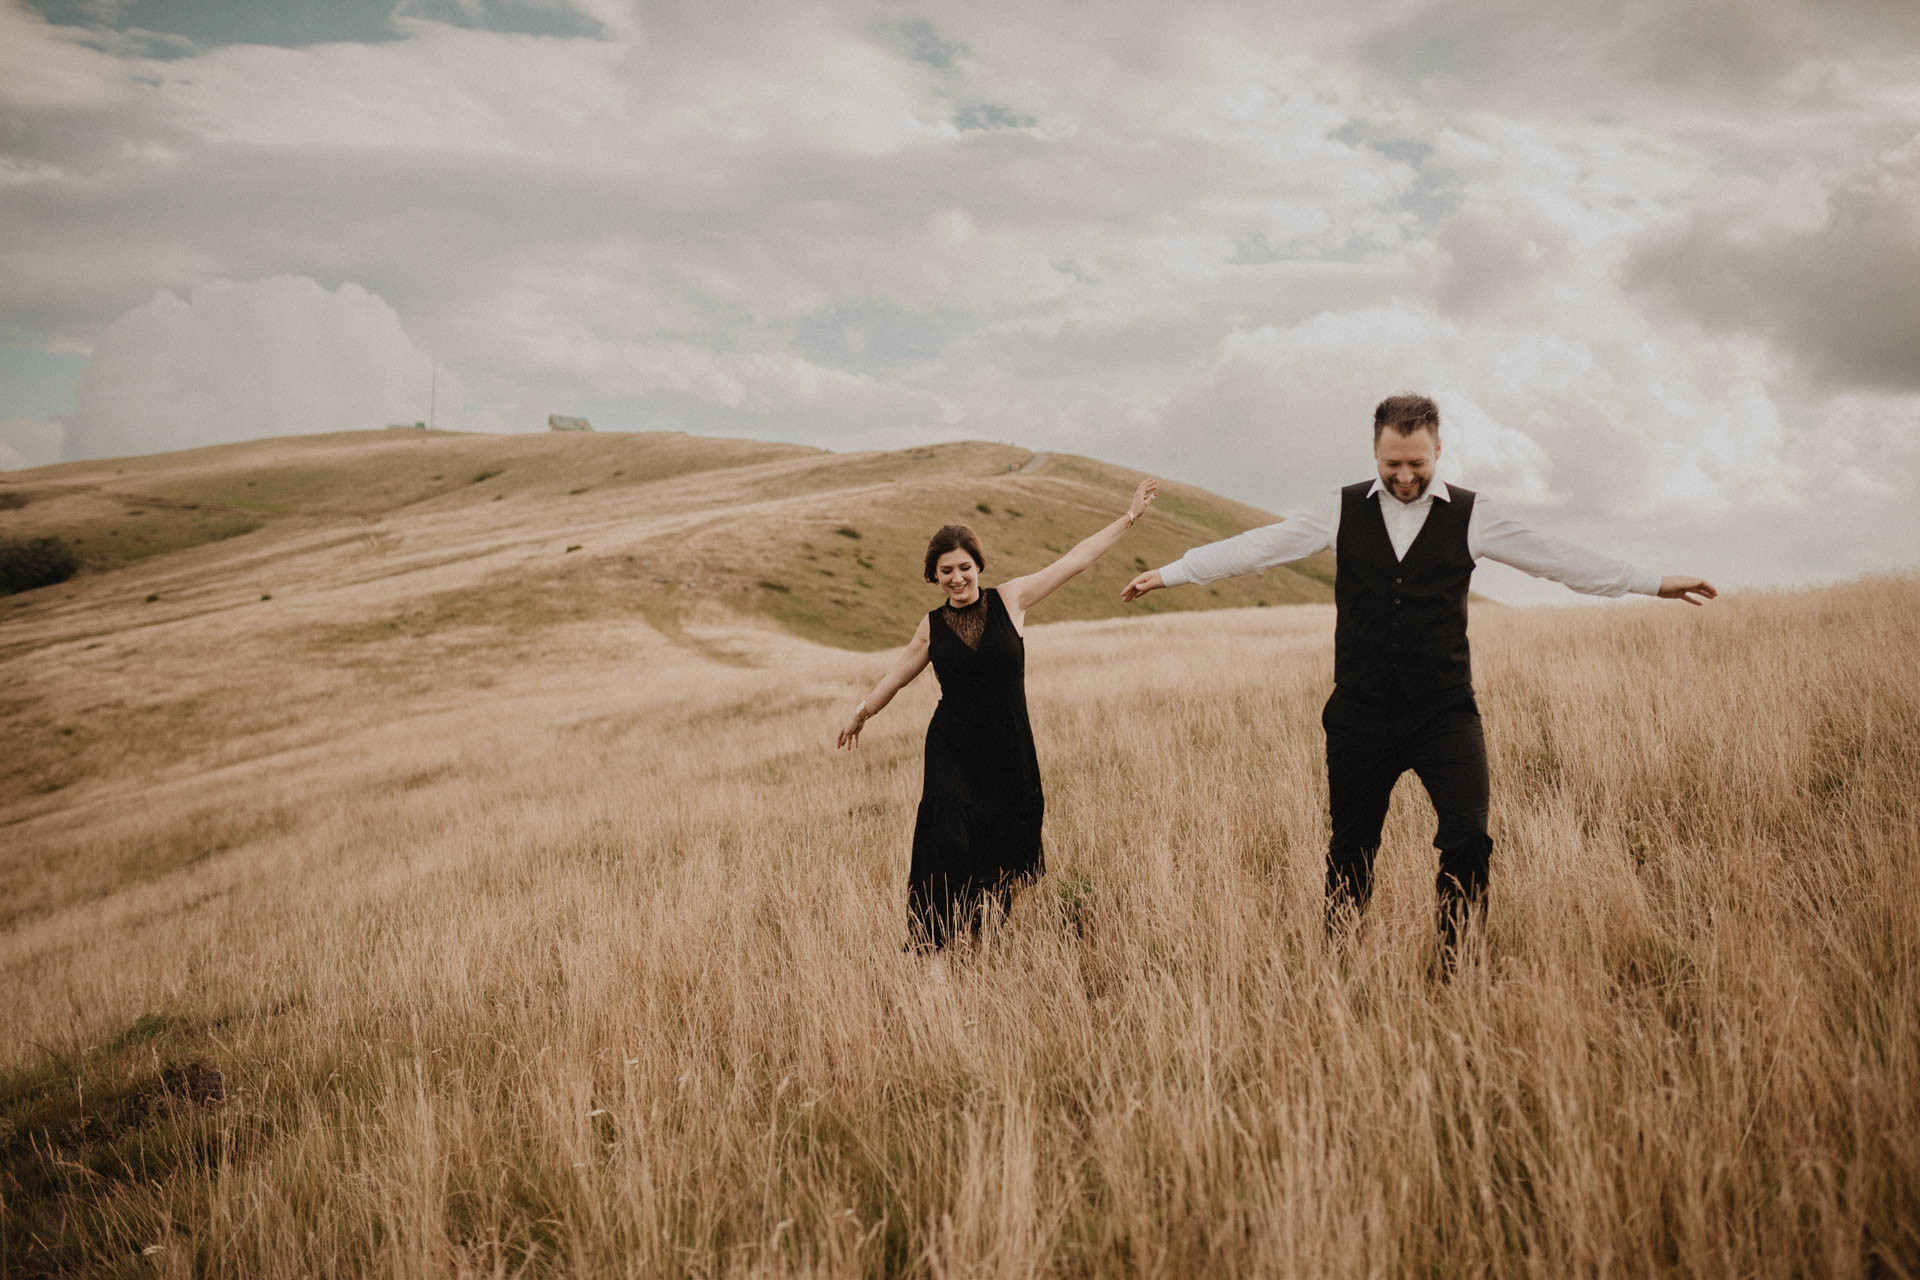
[{"left": 2, "top": 434, "right": 1917, "bottom": 1277}]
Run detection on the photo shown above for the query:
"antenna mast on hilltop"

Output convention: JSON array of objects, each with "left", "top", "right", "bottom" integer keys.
[{"left": 429, "top": 361, "right": 437, "bottom": 430}]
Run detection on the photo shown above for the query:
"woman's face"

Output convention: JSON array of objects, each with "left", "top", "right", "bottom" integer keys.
[{"left": 934, "top": 549, "right": 980, "bottom": 605}]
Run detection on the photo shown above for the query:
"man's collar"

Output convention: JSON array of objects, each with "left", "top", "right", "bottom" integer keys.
[{"left": 1366, "top": 478, "right": 1452, "bottom": 505}]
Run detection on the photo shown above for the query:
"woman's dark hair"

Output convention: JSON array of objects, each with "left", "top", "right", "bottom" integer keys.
[{"left": 923, "top": 524, "right": 985, "bottom": 583}]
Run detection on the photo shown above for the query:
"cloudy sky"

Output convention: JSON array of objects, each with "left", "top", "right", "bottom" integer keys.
[{"left": 2, "top": 0, "right": 1917, "bottom": 601}]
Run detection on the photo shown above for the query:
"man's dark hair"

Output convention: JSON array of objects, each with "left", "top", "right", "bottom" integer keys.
[
  {"left": 1373, "top": 394, "right": 1440, "bottom": 441},
  {"left": 923, "top": 524, "right": 985, "bottom": 583}
]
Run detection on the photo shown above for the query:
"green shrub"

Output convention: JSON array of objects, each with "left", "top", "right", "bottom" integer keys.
[{"left": 0, "top": 536, "right": 79, "bottom": 595}]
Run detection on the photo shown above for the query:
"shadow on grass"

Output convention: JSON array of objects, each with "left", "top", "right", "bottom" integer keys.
[{"left": 0, "top": 1009, "right": 235, "bottom": 1277}]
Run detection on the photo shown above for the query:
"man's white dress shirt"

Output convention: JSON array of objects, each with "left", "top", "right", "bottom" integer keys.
[{"left": 1156, "top": 480, "right": 1662, "bottom": 597}]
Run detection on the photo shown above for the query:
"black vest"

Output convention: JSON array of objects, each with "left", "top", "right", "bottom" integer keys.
[{"left": 1333, "top": 481, "right": 1477, "bottom": 698}]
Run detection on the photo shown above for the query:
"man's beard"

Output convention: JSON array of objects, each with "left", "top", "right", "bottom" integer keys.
[{"left": 1391, "top": 474, "right": 1431, "bottom": 501}]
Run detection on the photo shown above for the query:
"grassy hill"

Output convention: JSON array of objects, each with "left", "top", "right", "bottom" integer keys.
[{"left": 0, "top": 428, "right": 1331, "bottom": 657}]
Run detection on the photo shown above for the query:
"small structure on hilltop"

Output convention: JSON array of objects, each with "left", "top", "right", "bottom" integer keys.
[
  {"left": 385, "top": 422, "right": 426, "bottom": 430},
  {"left": 548, "top": 415, "right": 593, "bottom": 432}
]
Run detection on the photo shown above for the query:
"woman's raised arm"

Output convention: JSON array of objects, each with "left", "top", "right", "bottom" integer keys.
[
  {"left": 1001, "top": 478, "right": 1157, "bottom": 624},
  {"left": 836, "top": 614, "right": 933, "bottom": 749}
]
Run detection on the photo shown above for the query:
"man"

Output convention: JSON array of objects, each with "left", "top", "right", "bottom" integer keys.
[{"left": 1121, "top": 394, "right": 1715, "bottom": 966}]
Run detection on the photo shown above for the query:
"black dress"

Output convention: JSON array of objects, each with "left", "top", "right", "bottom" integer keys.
[{"left": 907, "top": 587, "right": 1045, "bottom": 949}]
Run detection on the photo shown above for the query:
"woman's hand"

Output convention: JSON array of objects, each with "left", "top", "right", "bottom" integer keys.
[
  {"left": 1127, "top": 477, "right": 1158, "bottom": 524},
  {"left": 836, "top": 706, "right": 868, "bottom": 749}
]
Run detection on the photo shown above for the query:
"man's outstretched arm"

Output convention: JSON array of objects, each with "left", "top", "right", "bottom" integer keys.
[
  {"left": 1472, "top": 498, "right": 1717, "bottom": 604},
  {"left": 1123, "top": 491, "right": 1338, "bottom": 601}
]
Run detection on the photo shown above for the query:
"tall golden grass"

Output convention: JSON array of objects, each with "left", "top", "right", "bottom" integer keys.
[{"left": 3, "top": 578, "right": 1917, "bottom": 1276}]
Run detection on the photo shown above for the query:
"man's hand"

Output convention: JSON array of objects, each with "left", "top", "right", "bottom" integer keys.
[
  {"left": 1121, "top": 570, "right": 1164, "bottom": 602},
  {"left": 1658, "top": 575, "right": 1718, "bottom": 606}
]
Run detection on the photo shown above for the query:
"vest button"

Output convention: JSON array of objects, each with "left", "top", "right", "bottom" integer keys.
[{"left": 1393, "top": 597, "right": 1402, "bottom": 605}]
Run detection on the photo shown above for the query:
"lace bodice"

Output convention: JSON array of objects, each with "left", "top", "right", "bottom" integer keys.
[{"left": 942, "top": 593, "right": 989, "bottom": 649}]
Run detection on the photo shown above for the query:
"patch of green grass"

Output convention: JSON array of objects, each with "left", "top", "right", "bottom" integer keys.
[
  {"left": 0, "top": 535, "right": 78, "bottom": 594},
  {"left": 471, "top": 468, "right": 502, "bottom": 484},
  {"left": 1053, "top": 869, "right": 1097, "bottom": 938},
  {"left": 42, "top": 508, "right": 261, "bottom": 572}
]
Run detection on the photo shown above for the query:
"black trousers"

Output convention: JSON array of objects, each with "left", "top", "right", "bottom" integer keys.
[{"left": 1322, "top": 682, "right": 1492, "bottom": 953}]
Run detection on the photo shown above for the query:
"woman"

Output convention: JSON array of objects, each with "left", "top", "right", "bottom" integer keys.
[{"left": 837, "top": 477, "right": 1158, "bottom": 951}]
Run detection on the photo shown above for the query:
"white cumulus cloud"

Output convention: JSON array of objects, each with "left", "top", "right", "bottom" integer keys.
[{"left": 65, "top": 276, "right": 457, "bottom": 460}]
